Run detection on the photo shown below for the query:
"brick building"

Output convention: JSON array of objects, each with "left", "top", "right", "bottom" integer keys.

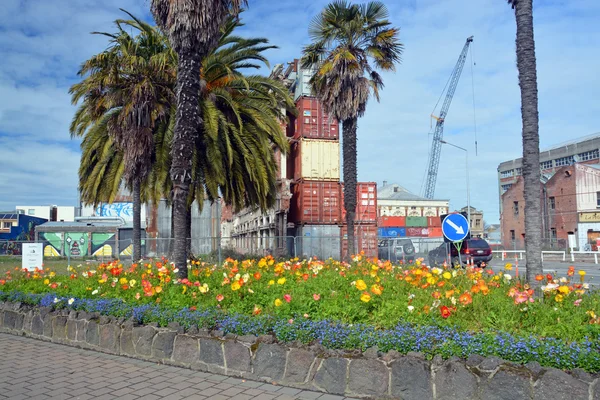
[{"left": 500, "top": 163, "right": 600, "bottom": 250}]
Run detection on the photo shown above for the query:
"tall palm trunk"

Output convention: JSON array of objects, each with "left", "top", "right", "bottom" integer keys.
[
  {"left": 342, "top": 118, "right": 358, "bottom": 260},
  {"left": 514, "top": 0, "right": 542, "bottom": 291},
  {"left": 171, "top": 50, "right": 203, "bottom": 278},
  {"left": 186, "top": 204, "right": 192, "bottom": 257},
  {"left": 132, "top": 178, "right": 142, "bottom": 262}
]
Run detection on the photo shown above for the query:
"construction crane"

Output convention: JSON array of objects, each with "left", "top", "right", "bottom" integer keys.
[{"left": 423, "top": 36, "right": 474, "bottom": 199}]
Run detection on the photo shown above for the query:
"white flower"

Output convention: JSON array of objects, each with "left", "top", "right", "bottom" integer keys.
[
  {"left": 432, "top": 300, "right": 441, "bottom": 308},
  {"left": 408, "top": 293, "right": 416, "bottom": 300},
  {"left": 92, "top": 290, "right": 98, "bottom": 295},
  {"left": 431, "top": 267, "right": 442, "bottom": 275},
  {"left": 234, "top": 273, "right": 241, "bottom": 281},
  {"left": 68, "top": 298, "right": 74, "bottom": 305},
  {"left": 53, "top": 298, "right": 60, "bottom": 303},
  {"left": 503, "top": 274, "right": 512, "bottom": 281},
  {"left": 242, "top": 273, "right": 250, "bottom": 283},
  {"left": 452, "top": 270, "right": 458, "bottom": 277},
  {"left": 583, "top": 283, "right": 590, "bottom": 289},
  {"left": 542, "top": 283, "right": 559, "bottom": 292},
  {"left": 350, "top": 281, "right": 356, "bottom": 286},
  {"left": 559, "top": 277, "right": 568, "bottom": 283},
  {"left": 451, "top": 296, "right": 457, "bottom": 305},
  {"left": 407, "top": 306, "right": 415, "bottom": 313},
  {"left": 248, "top": 288, "right": 254, "bottom": 294},
  {"left": 173, "top": 268, "right": 179, "bottom": 273}
]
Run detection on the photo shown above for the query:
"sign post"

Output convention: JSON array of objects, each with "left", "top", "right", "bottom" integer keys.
[
  {"left": 22, "top": 243, "right": 43, "bottom": 271},
  {"left": 441, "top": 213, "right": 470, "bottom": 267}
]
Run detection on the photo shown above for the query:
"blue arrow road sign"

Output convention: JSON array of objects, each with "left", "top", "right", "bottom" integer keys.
[{"left": 442, "top": 213, "right": 470, "bottom": 242}]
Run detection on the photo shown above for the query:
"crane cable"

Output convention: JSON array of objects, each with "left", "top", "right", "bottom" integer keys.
[{"left": 470, "top": 42, "right": 478, "bottom": 156}]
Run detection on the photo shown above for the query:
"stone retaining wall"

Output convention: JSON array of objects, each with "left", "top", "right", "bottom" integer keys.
[{"left": 0, "top": 301, "right": 598, "bottom": 400}]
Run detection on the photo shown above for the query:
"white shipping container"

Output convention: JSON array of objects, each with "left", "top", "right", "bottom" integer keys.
[
  {"left": 296, "top": 225, "right": 341, "bottom": 260},
  {"left": 295, "top": 138, "right": 340, "bottom": 181}
]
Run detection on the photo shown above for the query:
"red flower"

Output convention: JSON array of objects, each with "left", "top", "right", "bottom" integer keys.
[
  {"left": 440, "top": 306, "right": 451, "bottom": 319},
  {"left": 253, "top": 272, "right": 261, "bottom": 280},
  {"left": 546, "top": 274, "right": 553, "bottom": 281},
  {"left": 189, "top": 306, "right": 197, "bottom": 311}
]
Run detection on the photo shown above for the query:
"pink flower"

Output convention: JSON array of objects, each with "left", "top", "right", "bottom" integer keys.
[
  {"left": 574, "top": 299, "right": 582, "bottom": 307},
  {"left": 288, "top": 319, "right": 294, "bottom": 324},
  {"left": 284, "top": 294, "right": 292, "bottom": 303},
  {"left": 313, "top": 293, "right": 320, "bottom": 301},
  {"left": 216, "top": 294, "right": 224, "bottom": 302}
]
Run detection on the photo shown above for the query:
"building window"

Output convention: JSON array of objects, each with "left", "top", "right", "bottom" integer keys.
[
  {"left": 540, "top": 160, "right": 553, "bottom": 170},
  {"left": 555, "top": 156, "right": 574, "bottom": 167},
  {"left": 28, "top": 209, "right": 35, "bottom": 215},
  {"left": 597, "top": 192, "right": 600, "bottom": 208},
  {"left": 500, "top": 169, "right": 514, "bottom": 178},
  {"left": 578, "top": 149, "right": 599, "bottom": 161},
  {"left": 475, "top": 219, "right": 481, "bottom": 228},
  {"left": 549, "top": 197, "right": 555, "bottom": 210},
  {"left": 501, "top": 183, "right": 513, "bottom": 193},
  {"left": 2, "top": 222, "right": 10, "bottom": 229},
  {"left": 551, "top": 228, "right": 557, "bottom": 239},
  {"left": 515, "top": 167, "right": 522, "bottom": 175},
  {"left": 510, "top": 230, "right": 516, "bottom": 241},
  {"left": 513, "top": 201, "right": 519, "bottom": 217}
]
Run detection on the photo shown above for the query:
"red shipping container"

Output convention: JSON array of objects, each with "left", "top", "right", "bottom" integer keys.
[
  {"left": 340, "top": 224, "right": 378, "bottom": 259},
  {"left": 294, "top": 97, "right": 339, "bottom": 140},
  {"left": 427, "top": 216, "right": 441, "bottom": 227},
  {"left": 378, "top": 216, "right": 406, "bottom": 227},
  {"left": 428, "top": 227, "right": 443, "bottom": 238},
  {"left": 341, "top": 182, "right": 377, "bottom": 223},
  {"left": 289, "top": 181, "right": 342, "bottom": 224},
  {"left": 406, "top": 227, "right": 429, "bottom": 237}
]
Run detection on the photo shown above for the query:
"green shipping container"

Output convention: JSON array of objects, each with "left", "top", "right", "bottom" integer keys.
[{"left": 406, "top": 216, "right": 427, "bottom": 227}]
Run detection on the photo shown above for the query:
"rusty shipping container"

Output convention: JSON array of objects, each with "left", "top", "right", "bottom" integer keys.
[
  {"left": 378, "top": 216, "right": 406, "bottom": 227},
  {"left": 293, "top": 138, "right": 340, "bottom": 181},
  {"left": 427, "top": 216, "right": 441, "bottom": 227},
  {"left": 294, "top": 97, "right": 339, "bottom": 140},
  {"left": 341, "top": 224, "right": 378, "bottom": 259},
  {"left": 341, "top": 182, "right": 377, "bottom": 223},
  {"left": 289, "top": 181, "right": 342, "bottom": 224},
  {"left": 406, "top": 227, "right": 429, "bottom": 237}
]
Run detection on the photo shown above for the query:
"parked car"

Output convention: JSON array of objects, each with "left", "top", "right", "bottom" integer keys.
[
  {"left": 428, "top": 238, "right": 492, "bottom": 267},
  {"left": 378, "top": 238, "right": 415, "bottom": 263}
]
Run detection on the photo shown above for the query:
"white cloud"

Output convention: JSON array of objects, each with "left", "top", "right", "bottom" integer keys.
[{"left": 0, "top": 0, "right": 598, "bottom": 224}]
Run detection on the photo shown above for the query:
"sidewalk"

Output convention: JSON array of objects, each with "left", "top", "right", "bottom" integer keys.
[{"left": 0, "top": 333, "right": 356, "bottom": 400}]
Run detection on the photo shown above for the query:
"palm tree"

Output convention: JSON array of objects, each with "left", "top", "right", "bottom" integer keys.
[
  {"left": 301, "top": 1, "right": 402, "bottom": 259},
  {"left": 151, "top": 0, "right": 247, "bottom": 275},
  {"left": 72, "top": 13, "right": 293, "bottom": 268},
  {"left": 507, "top": 0, "right": 543, "bottom": 290},
  {"left": 70, "top": 11, "right": 175, "bottom": 261}
]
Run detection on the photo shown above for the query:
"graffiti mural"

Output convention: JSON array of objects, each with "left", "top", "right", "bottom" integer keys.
[
  {"left": 0, "top": 217, "right": 47, "bottom": 256},
  {"left": 96, "top": 203, "right": 133, "bottom": 218}
]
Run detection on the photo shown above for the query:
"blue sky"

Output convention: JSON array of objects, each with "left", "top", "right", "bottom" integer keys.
[{"left": 0, "top": 0, "right": 599, "bottom": 223}]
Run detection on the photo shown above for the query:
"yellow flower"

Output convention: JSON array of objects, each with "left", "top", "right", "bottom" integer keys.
[
  {"left": 360, "top": 293, "right": 371, "bottom": 303},
  {"left": 258, "top": 259, "right": 267, "bottom": 268},
  {"left": 129, "top": 279, "right": 136, "bottom": 288},
  {"left": 231, "top": 281, "right": 241, "bottom": 291},
  {"left": 274, "top": 298, "right": 283, "bottom": 307},
  {"left": 155, "top": 286, "right": 163, "bottom": 294},
  {"left": 43, "top": 279, "right": 50, "bottom": 285},
  {"left": 199, "top": 284, "right": 209, "bottom": 294},
  {"left": 119, "top": 277, "right": 128, "bottom": 285},
  {"left": 426, "top": 276, "right": 436, "bottom": 285},
  {"left": 555, "top": 294, "right": 564, "bottom": 302},
  {"left": 49, "top": 272, "right": 56, "bottom": 277},
  {"left": 355, "top": 280, "right": 367, "bottom": 291},
  {"left": 558, "top": 285, "right": 570, "bottom": 294},
  {"left": 268, "top": 280, "right": 275, "bottom": 286},
  {"left": 443, "top": 272, "right": 452, "bottom": 280},
  {"left": 414, "top": 269, "right": 422, "bottom": 276},
  {"left": 504, "top": 263, "right": 513, "bottom": 271},
  {"left": 277, "top": 278, "right": 286, "bottom": 285},
  {"left": 578, "top": 270, "right": 586, "bottom": 276}
]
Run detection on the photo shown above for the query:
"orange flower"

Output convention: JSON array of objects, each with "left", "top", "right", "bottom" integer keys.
[
  {"left": 470, "top": 285, "right": 480, "bottom": 294},
  {"left": 252, "top": 305, "right": 262, "bottom": 315},
  {"left": 459, "top": 292, "right": 473, "bottom": 306},
  {"left": 216, "top": 294, "right": 224, "bottom": 302},
  {"left": 535, "top": 274, "right": 544, "bottom": 281},
  {"left": 567, "top": 266, "right": 575, "bottom": 277},
  {"left": 370, "top": 284, "right": 383, "bottom": 295},
  {"left": 432, "top": 291, "right": 441, "bottom": 299},
  {"left": 440, "top": 306, "right": 451, "bottom": 319},
  {"left": 445, "top": 290, "right": 455, "bottom": 299},
  {"left": 303, "top": 273, "right": 309, "bottom": 281},
  {"left": 253, "top": 272, "right": 261, "bottom": 280},
  {"left": 437, "top": 281, "right": 446, "bottom": 287}
]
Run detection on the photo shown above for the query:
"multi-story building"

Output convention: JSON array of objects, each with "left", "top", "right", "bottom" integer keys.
[
  {"left": 500, "top": 163, "right": 600, "bottom": 250},
  {"left": 378, "top": 182, "right": 449, "bottom": 218},
  {"left": 456, "top": 206, "right": 485, "bottom": 238},
  {"left": 497, "top": 133, "right": 600, "bottom": 215}
]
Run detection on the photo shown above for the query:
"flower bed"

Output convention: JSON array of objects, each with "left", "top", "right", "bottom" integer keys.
[{"left": 1, "top": 256, "right": 599, "bottom": 372}]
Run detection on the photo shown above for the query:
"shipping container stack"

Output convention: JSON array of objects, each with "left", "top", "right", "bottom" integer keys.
[
  {"left": 377, "top": 213, "right": 444, "bottom": 240},
  {"left": 285, "top": 60, "right": 378, "bottom": 260}
]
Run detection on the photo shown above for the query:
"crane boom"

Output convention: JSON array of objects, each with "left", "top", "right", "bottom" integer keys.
[{"left": 423, "top": 36, "right": 474, "bottom": 199}]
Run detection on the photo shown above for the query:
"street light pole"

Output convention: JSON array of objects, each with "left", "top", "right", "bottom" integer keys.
[{"left": 440, "top": 140, "right": 470, "bottom": 230}]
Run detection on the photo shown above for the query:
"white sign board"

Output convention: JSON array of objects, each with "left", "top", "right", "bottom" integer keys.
[{"left": 22, "top": 243, "right": 43, "bottom": 271}]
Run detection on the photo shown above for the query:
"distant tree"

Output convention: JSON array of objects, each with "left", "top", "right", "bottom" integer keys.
[
  {"left": 302, "top": 1, "right": 402, "bottom": 259},
  {"left": 506, "top": 0, "right": 543, "bottom": 291}
]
